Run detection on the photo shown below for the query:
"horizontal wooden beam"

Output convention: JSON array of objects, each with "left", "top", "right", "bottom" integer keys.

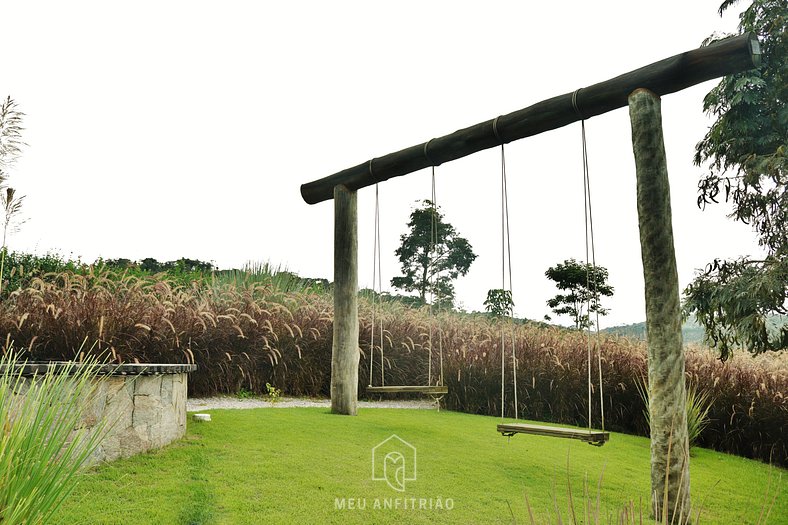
[{"left": 301, "top": 33, "right": 760, "bottom": 204}]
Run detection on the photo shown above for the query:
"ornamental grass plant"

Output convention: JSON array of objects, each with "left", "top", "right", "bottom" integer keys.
[
  {"left": 0, "top": 262, "right": 784, "bottom": 466},
  {"left": 0, "top": 352, "right": 111, "bottom": 524}
]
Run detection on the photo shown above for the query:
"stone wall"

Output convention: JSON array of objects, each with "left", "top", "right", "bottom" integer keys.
[{"left": 10, "top": 363, "right": 196, "bottom": 464}]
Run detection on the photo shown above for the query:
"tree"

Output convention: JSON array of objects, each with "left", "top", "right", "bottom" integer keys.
[
  {"left": 684, "top": 0, "right": 787, "bottom": 359},
  {"left": 140, "top": 257, "right": 164, "bottom": 273},
  {"left": 484, "top": 289, "right": 514, "bottom": 318},
  {"left": 391, "top": 200, "right": 476, "bottom": 308},
  {"left": 172, "top": 258, "right": 215, "bottom": 273},
  {"left": 545, "top": 258, "right": 614, "bottom": 329}
]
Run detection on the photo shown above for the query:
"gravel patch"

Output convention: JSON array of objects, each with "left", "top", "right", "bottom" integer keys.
[{"left": 187, "top": 396, "right": 438, "bottom": 411}]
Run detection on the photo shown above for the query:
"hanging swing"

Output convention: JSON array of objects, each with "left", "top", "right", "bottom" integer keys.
[
  {"left": 495, "top": 108, "right": 609, "bottom": 446},
  {"left": 366, "top": 158, "right": 448, "bottom": 396}
]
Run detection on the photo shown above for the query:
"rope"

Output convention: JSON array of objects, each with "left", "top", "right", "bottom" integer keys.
[
  {"left": 579, "top": 120, "right": 605, "bottom": 433},
  {"left": 583, "top": 126, "right": 605, "bottom": 433},
  {"left": 369, "top": 170, "right": 447, "bottom": 394},
  {"left": 500, "top": 145, "right": 506, "bottom": 419},
  {"left": 428, "top": 167, "right": 436, "bottom": 386},
  {"left": 428, "top": 167, "right": 446, "bottom": 387},
  {"left": 369, "top": 184, "right": 384, "bottom": 387},
  {"left": 581, "top": 121, "right": 593, "bottom": 433},
  {"left": 424, "top": 139, "right": 437, "bottom": 166},
  {"left": 429, "top": 168, "right": 445, "bottom": 402},
  {"left": 504, "top": 145, "right": 517, "bottom": 419},
  {"left": 575, "top": 90, "right": 603, "bottom": 433},
  {"left": 492, "top": 116, "right": 503, "bottom": 144},
  {"left": 505, "top": 155, "right": 517, "bottom": 420},
  {"left": 499, "top": 144, "right": 517, "bottom": 420},
  {"left": 376, "top": 185, "right": 384, "bottom": 387},
  {"left": 571, "top": 89, "right": 584, "bottom": 120}
]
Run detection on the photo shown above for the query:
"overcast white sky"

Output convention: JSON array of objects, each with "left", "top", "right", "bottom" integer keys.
[{"left": 3, "top": 1, "right": 764, "bottom": 328}]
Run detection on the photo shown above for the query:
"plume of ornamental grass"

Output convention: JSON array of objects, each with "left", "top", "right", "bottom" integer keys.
[
  {"left": 359, "top": 302, "right": 785, "bottom": 466},
  {"left": 0, "top": 351, "right": 112, "bottom": 525},
  {"left": 0, "top": 96, "right": 26, "bottom": 180},
  {"left": 0, "top": 263, "right": 784, "bottom": 465},
  {"left": 0, "top": 267, "right": 333, "bottom": 398}
]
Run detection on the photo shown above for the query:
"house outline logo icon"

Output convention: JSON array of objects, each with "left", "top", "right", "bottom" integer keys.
[{"left": 371, "top": 434, "right": 417, "bottom": 492}]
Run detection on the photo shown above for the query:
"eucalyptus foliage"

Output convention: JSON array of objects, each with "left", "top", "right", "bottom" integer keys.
[{"left": 685, "top": 0, "right": 787, "bottom": 358}]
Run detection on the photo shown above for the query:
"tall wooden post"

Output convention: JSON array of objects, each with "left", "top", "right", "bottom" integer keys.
[
  {"left": 332, "top": 184, "right": 359, "bottom": 415},
  {"left": 629, "top": 89, "right": 691, "bottom": 522}
]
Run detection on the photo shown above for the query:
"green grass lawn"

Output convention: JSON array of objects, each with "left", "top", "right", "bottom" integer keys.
[{"left": 56, "top": 408, "right": 785, "bottom": 524}]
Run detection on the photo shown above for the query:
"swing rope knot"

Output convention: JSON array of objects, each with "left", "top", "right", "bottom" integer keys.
[
  {"left": 492, "top": 116, "right": 504, "bottom": 144},
  {"left": 423, "top": 139, "right": 440, "bottom": 167},
  {"left": 368, "top": 158, "right": 379, "bottom": 183},
  {"left": 571, "top": 89, "right": 585, "bottom": 120}
]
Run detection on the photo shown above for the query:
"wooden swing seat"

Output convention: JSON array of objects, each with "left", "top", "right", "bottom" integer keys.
[
  {"left": 497, "top": 422, "right": 609, "bottom": 446},
  {"left": 366, "top": 385, "right": 448, "bottom": 395}
]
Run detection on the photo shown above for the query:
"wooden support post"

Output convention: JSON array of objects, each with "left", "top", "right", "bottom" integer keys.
[
  {"left": 332, "top": 184, "right": 359, "bottom": 415},
  {"left": 629, "top": 89, "right": 690, "bottom": 522}
]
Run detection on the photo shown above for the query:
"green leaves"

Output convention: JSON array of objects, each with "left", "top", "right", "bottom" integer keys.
[
  {"left": 689, "top": 0, "right": 787, "bottom": 357},
  {"left": 683, "top": 256, "right": 788, "bottom": 358},
  {"left": 545, "top": 259, "right": 614, "bottom": 330},
  {"left": 484, "top": 288, "right": 514, "bottom": 318},
  {"left": 391, "top": 200, "right": 477, "bottom": 308},
  {"left": 636, "top": 376, "right": 714, "bottom": 450},
  {"left": 695, "top": 1, "right": 787, "bottom": 255}
]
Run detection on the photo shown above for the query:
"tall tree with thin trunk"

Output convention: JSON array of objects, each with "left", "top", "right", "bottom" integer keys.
[{"left": 544, "top": 258, "right": 614, "bottom": 329}]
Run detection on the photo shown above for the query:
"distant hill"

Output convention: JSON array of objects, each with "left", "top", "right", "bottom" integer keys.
[{"left": 602, "top": 319, "right": 706, "bottom": 344}]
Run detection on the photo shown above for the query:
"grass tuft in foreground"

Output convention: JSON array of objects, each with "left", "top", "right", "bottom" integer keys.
[{"left": 0, "top": 352, "right": 111, "bottom": 524}]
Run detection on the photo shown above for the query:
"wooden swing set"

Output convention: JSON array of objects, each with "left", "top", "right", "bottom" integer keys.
[
  {"left": 365, "top": 174, "right": 449, "bottom": 397},
  {"left": 299, "top": 34, "right": 759, "bottom": 452},
  {"left": 491, "top": 118, "right": 610, "bottom": 446}
]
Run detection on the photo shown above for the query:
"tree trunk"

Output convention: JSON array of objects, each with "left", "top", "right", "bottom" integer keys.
[
  {"left": 331, "top": 184, "right": 359, "bottom": 415},
  {"left": 629, "top": 88, "right": 691, "bottom": 522}
]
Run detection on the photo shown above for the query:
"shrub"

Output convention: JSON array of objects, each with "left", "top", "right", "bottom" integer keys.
[
  {"left": 635, "top": 376, "right": 714, "bottom": 450},
  {"left": 685, "top": 382, "right": 713, "bottom": 450}
]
